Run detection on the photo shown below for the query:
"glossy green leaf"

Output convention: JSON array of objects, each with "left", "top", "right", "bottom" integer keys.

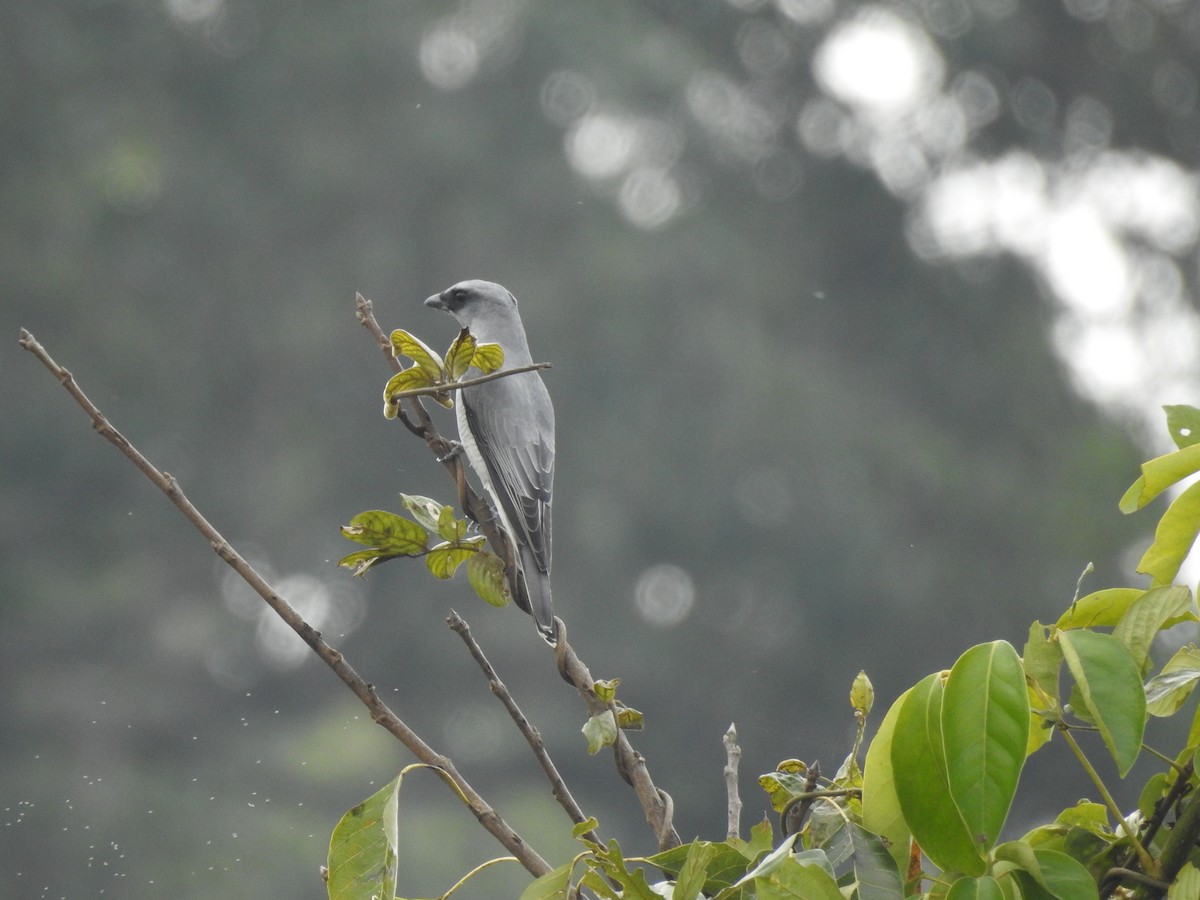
[
  {"left": 1145, "top": 644, "right": 1200, "bottom": 716},
  {"left": 445, "top": 328, "right": 477, "bottom": 380},
  {"left": 892, "top": 672, "right": 986, "bottom": 876},
  {"left": 1055, "top": 588, "right": 1145, "bottom": 629},
  {"left": 340, "top": 510, "right": 428, "bottom": 554},
  {"left": 1165, "top": 405, "right": 1200, "bottom": 450},
  {"left": 945, "top": 874, "right": 1004, "bottom": 900},
  {"left": 466, "top": 550, "right": 511, "bottom": 608},
  {"left": 1119, "top": 442, "right": 1200, "bottom": 512},
  {"left": 861, "top": 686, "right": 913, "bottom": 871},
  {"left": 389, "top": 328, "right": 445, "bottom": 379},
  {"left": 1009, "top": 847, "right": 1098, "bottom": 900},
  {"left": 942, "top": 641, "right": 1029, "bottom": 854},
  {"left": 1058, "top": 629, "right": 1146, "bottom": 776},
  {"left": 1114, "top": 585, "right": 1195, "bottom": 672},
  {"left": 326, "top": 775, "right": 400, "bottom": 900},
  {"left": 583, "top": 711, "right": 618, "bottom": 754},
  {"left": 472, "top": 342, "right": 505, "bottom": 374},
  {"left": 849, "top": 824, "right": 904, "bottom": 900},
  {"left": 1053, "top": 800, "right": 1109, "bottom": 835},
  {"left": 1135, "top": 481, "right": 1200, "bottom": 586}
]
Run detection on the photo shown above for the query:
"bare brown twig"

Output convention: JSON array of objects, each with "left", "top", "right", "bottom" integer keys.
[
  {"left": 18, "top": 327, "right": 551, "bottom": 878},
  {"left": 359, "top": 294, "right": 682, "bottom": 851}
]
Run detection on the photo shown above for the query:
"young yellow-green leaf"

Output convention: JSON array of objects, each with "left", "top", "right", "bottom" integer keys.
[
  {"left": 670, "top": 840, "right": 718, "bottom": 900},
  {"left": 752, "top": 852, "right": 843, "bottom": 900},
  {"left": 583, "top": 711, "right": 618, "bottom": 754},
  {"left": 594, "top": 678, "right": 620, "bottom": 704},
  {"left": 1165, "top": 405, "right": 1200, "bottom": 450},
  {"left": 1053, "top": 801, "right": 1109, "bottom": 835},
  {"left": 1022, "top": 621, "right": 1062, "bottom": 706},
  {"left": 1119, "top": 442, "right": 1200, "bottom": 512},
  {"left": 1134, "top": 481, "right": 1200, "bottom": 586},
  {"left": 1145, "top": 644, "right": 1200, "bottom": 716},
  {"left": 1113, "top": 585, "right": 1195, "bottom": 673},
  {"left": 340, "top": 510, "right": 429, "bottom": 555},
  {"left": 861, "top": 687, "right": 913, "bottom": 872},
  {"left": 1058, "top": 629, "right": 1146, "bottom": 776},
  {"left": 399, "top": 493, "right": 445, "bottom": 534},
  {"left": 472, "top": 342, "right": 505, "bottom": 374},
  {"left": 941, "top": 641, "right": 1029, "bottom": 856},
  {"left": 326, "top": 775, "right": 400, "bottom": 900},
  {"left": 445, "top": 328, "right": 478, "bottom": 381},
  {"left": 892, "top": 672, "right": 987, "bottom": 876},
  {"left": 758, "top": 771, "right": 811, "bottom": 814},
  {"left": 382, "top": 365, "right": 436, "bottom": 417},
  {"left": 615, "top": 706, "right": 644, "bottom": 731},
  {"left": 466, "top": 550, "right": 511, "bottom": 608},
  {"left": 945, "top": 875, "right": 1005, "bottom": 900},
  {"left": 1169, "top": 862, "right": 1200, "bottom": 900},
  {"left": 851, "top": 670, "right": 874, "bottom": 718},
  {"left": 436, "top": 503, "right": 468, "bottom": 542},
  {"left": 425, "top": 541, "right": 477, "bottom": 579},
  {"left": 1056, "top": 588, "right": 1145, "bottom": 629},
  {"left": 389, "top": 328, "right": 445, "bottom": 379},
  {"left": 337, "top": 548, "right": 387, "bottom": 577}
]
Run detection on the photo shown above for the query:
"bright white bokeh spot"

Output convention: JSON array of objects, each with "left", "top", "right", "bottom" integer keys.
[
  {"left": 813, "top": 8, "right": 945, "bottom": 115},
  {"left": 419, "top": 26, "right": 480, "bottom": 91},
  {"left": 1042, "top": 205, "right": 1131, "bottom": 316},
  {"left": 619, "top": 167, "right": 681, "bottom": 229},
  {"left": 565, "top": 113, "right": 637, "bottom": 178},
  {"left": 633, "top": 563, "right": 695, "bottom": 628}
]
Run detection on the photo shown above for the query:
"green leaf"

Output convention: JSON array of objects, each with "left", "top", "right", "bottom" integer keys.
[
  {"left": 758, "top": 770, "right": 810, "bottom": 815},
  {"left": 945, "top": 875, "right": 1005, "bottom": 900},
  {"left": 594, "top": 678, "right": 620, "bottom": 704},
  {"left": 647, "top": 840, "right": 756, "bottom": 893},
  {"left": 436, "top": 503, "right": 468, "bottom": 541},
  {"left": 340, "top": 510, "right": 429, "bottom": 554},
  {"left": 1165, "top": 405, "right": 1200, "bottom": 450},
  {"left": 1135, "top": 481, "right": 1200, "bottom": 586},
  {"left": 851, "top": 670, "right": 874, "bottom": 717},
  {"left": 892, "top": 672, "right": 987, "bottom": 876},
  {"left": 336, "top": 548, "right": 389, "bottom": 577},
  {"left": 671, "top": 840, "right": 718, "bottom": 900},
  {"left": 1114, "top": 585, "right": 1196, "bottom": 673},
  {"left": 518, "top": 860, "right": 573, "bottom": 900},
  {"left": 752, "top": 853, "right": 843, "bottom": 900},
  {"left": 616, "top": 706, "right": 644, "bottom": 731},
  {"left": 941, "top": 641, "right": 1029, "bottom": 855},
  {"left": 583, "top": 711, "right": 618, "bottom": 754},
  {"left": 382, "top": 365, "right": 436, "bottom": 417},
  {"left": 1119, "top": 442, "right": 1200, "bottom": 512},
  {"left": 1145, "top": 644, "right": 1200, "bottom": 716},
  {"left": 1056, "top": 588, "right": 1145, "bottom": 629},
  {"left": 326, "top": 775, "right": 400, "bottom": 900},
  {"left": 472, "top": 342, "right": 505, "bottom": 374},
  {"left": 445, "top": 328, "right": 478, "bottom": 381},
  {"left": 390, "top": 328, "right": 445, "bottom": 379},
  {"left": 1169, "top": 862, "right": 1200, "bottom": 900},
  {"left": 1053, "top": 801, "right": 1109, "bottom": 835},
  {"left": 425, "top": 541, "right": 477, "bottom": 579},
  {"left": 861, "top": 686, "right": 913, "bottom": 871},
  {"left": 849, "top": 824, "right": 904, "bottom": 900},
  {"left": 399, "top": 493, "right": 446, "bottom": 534},
  {"left": 1003, "top": 846, "right": 1098, "bottom": 900},
  {"left": 467, "top": 550, "right": 511, "bottom": 608},
  {"left": 1058, "top": 629, "right": 1146, "bottom": 776}
]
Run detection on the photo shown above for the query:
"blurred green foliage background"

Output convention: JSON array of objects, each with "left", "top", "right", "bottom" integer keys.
[{"left": 5, "top": 0, "right": 1199, "bottom": 896}]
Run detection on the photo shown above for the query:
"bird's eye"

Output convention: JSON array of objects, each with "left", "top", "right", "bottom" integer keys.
[{"left": 453, "top": 288, "right": 468, "bottom": 302}]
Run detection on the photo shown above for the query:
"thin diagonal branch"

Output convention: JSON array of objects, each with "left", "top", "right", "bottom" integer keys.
[
  {"left": 359, "top": 296, "right": 682, "bottom": 851},
  {"left": 447, "top": 610, "right": 602, "bottom": 846},
  {"left": 18, "top": 327, "right": 551, "bottom": 878}
]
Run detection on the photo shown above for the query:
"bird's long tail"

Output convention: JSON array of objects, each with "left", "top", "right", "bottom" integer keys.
[{"left": 518, "top": 546, "right": 556, "bottom": 645}]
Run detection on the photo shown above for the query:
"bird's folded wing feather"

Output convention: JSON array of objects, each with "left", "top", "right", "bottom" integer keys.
[{"left": 462, "top": 375, "right": 554, "bottom": 570}]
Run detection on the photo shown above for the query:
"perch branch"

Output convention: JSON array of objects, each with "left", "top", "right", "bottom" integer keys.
[
  {"left": 358, "top": 296, "right": 681, "bottom": 851},
  {"left": 18, "top": 327, "right": 551, "bottom": 878}
]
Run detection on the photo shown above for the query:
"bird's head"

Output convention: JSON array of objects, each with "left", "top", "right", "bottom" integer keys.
[{"left": 424, "top": 280, "right": 518, "bottom": 332}]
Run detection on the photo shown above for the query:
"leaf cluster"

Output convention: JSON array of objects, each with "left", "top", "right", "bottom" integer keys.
[{"left": 326, "top": 405, "right": 1200, "bottom": 899}]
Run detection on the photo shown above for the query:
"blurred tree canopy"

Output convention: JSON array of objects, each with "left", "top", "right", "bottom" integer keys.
[{"left": 4, "top": 0, "right": 1198, "bottom": 896}]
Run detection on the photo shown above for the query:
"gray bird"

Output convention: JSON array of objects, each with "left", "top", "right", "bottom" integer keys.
[{"left": 424, "top": 280, "right": 556, "bottom": 643}]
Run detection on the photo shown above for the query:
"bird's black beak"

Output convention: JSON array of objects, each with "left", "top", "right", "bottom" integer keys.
[{"left": 424, "top": 292, "right": 447, "bottom": 310}]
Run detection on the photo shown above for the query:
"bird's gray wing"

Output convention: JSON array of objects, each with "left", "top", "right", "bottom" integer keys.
[{"left": 462, "top": 372, "right": 554, "bottom": 572}]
